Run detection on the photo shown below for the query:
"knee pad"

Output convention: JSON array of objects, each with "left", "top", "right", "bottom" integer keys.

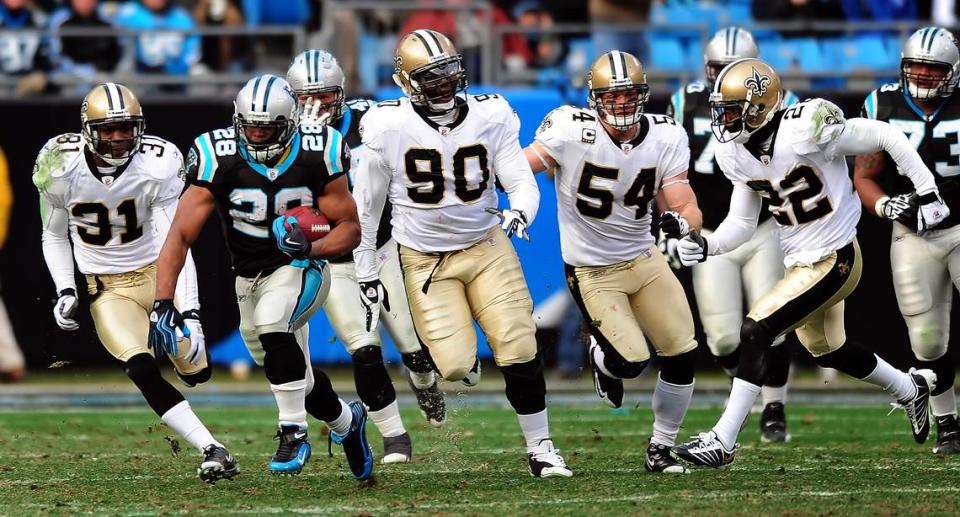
[
  {"left": 596, "top": 337, "right": 648, "bottom": 380},
  {"left": 658, "top": 350, "right": 696, "bottom": 385},
  {"left": 123, "top": 353, "right": 184, "bottom": 416},
  {"left": 351, "top": 346, "right": 396, "bottom": 412},
  {"left": 177, "top": 365, "right": 212, "bottom": 388},
  {"left": 919, "top": 356, "right": 956, "bottom": 396},
  {"left": 260, "top": 332, "right": 306, "bottom": 385},
  {"left": 402, "top": 349, "right": 435, "bottom": 374},
  {"left": 736, "top": 319, "right": 773, "bottom": 385},
  {"left": 814, "top": 341, "right": 877, "bottom": 379},
  {"left": 501, "top": 357, "right": 546, "bottom": 415}
]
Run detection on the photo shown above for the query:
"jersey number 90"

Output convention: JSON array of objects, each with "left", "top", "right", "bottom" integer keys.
[{"left": 404, "top": 145, "right": 490, "bottom": 204}]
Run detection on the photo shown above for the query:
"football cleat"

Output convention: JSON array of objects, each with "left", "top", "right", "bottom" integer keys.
[
  {"left": 406, "top": 371, "right": 446, "bottom": 427},
  {"left": 673, "top": 431, "right": 737, "bottom": 468},
  {"left": 198, "top": 444, "right": 239, "bottom": 484},
  {"left": 759, "top": 402, "right": 791, "bottom": 443},
  {"left": 527, "top": 439, "right": 573, "bottom": 478},
  {"left": 644, "top": 442, "right": 688, "bottom": 474},
  {"left": 462, "top": 359, "right": 481, "bottom": 387},
  {"left": 269, "top": 424, "right": 311, "bottom": 474},
  {"left": 329, "top": 401, "right": 375, "bottom": 480},
  {"left": 588, "top": 338, "right": 623, "bottom": 408},
  {"left": 381, "top": 432, "right": 412, "bottom": 464},
  {"left": 893, "top": 368, "right": 936, "bottom": 444},
  {"left": 933, "top": 414, "right": 960, "bottom": 455}
]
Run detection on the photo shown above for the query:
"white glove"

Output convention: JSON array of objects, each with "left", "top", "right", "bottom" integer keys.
[
  {"left": 676, "top": 232, "right": 709, "bottom": 267},
  {"left": 53, "top": 288, "right": 79, "bottom": 331},
  {"left": 656, "top": 231, "right": 681, "bottom": 270},
  {"left": 874, "top": 194, "right": 916, "bottom": 224},
  {"left": 486, "top": 207, "right": 530, "bottom": 241},
  {"left": 300, "top": 97, "right": 331, "bottom": 126},
  {"left": 917, "top": 191, "right": 951, "bottom": 233},
  {"left": 659, "top": 210, "right": 691, "bottom": 239},
  {"left": 182, "top": 310, "right": 206, "bottom": 365},
  {"left": 358, "top": 279, "right": 391, "bottom": 332}
]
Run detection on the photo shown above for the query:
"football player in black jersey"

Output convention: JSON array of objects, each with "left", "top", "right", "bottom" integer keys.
[
  {"left": 286, "top": 49, "right": 446, "bottom": 465},
  {"left": 667, "top": 27, "right": 800, "bottom": 443},
  {"left": 855, "top": 26, "right": 960, "bottom": 455},
  {"left": 153, "top": 74, "right": 375, "bottom": 481}
]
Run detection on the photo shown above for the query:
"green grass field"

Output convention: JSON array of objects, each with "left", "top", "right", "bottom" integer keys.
[{"left": 0, "top": 403, "right": 957, "bottom": 516}]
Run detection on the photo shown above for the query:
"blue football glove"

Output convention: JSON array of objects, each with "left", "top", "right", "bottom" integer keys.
[
  {"left": 272, "top": 215, "right": 311, "bottom": 259},
  {"left": 150, "top": 298, "right": 189, "bottom": 357}
]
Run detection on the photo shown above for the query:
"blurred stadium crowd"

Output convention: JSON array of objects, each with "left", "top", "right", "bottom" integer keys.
[{"left": 2, "top": 0, "right": 959, "bottom": 98}]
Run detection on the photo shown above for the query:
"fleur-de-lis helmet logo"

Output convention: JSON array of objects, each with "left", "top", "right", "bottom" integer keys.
[{"left": 744, "top": 67, "right": 771, "bottom": 97}]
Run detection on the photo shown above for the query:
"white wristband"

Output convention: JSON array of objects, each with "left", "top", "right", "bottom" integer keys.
[{"left": 874, "top": 196, "right": 890, "bottom": 216}]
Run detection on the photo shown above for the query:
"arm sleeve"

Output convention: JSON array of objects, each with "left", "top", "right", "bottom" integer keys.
[
  {"left": 828, "top": 118, "right": 938, "bottom": 194},
  {"left": 496, "top": 112, "right": 540, "bottom": 224},
  {"left": 40, "top": 195, "right": 76, "bottom": 294},
  {"left": 152, "top": 199, "right": 199, "bottom": 311},
  {"left": 704, "top": 183, "right": 762, "bottom": 255},
  {"left": 352, "top": 145, "right": 392, "bottom": 282}
]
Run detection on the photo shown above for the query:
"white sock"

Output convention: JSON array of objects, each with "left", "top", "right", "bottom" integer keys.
[
  {"left": 271, "top": 378, "right": 308, "bottom": 428},
  {"left": 327, "top": 399, "right": 352, "bottom": 436},
  {"left": 160, "top": 401, "right": 221, "bottom": 452},
  {"left": 369, "top": 400, "right": 406, "bottom": 438},
  {"left": 517, "top": 409, "right": 550, "bottom": 451},
  {"left": 761, "top": 384, "right": 788, "bottom": 406},
  {"left": 591, "top": 342, "right": 619, "bottom": 379},
  {"left": 860, "top": 356, "right": 916, "bottom": 401},
  {"left": 931, "top": 388, "right": 958, "bottom": 417},
  {"left": 712, "top": 378, "right": 761, "bottom": 450},
  {"left": 651, "top": 374, "right": 694, "bottom": 447},
  {"left": 409, "top": 369, "right": 436, "bottom": 390}
]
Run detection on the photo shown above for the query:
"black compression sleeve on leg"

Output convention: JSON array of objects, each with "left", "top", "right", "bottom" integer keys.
[
  {"left": 304, "top": 367, "right": 344, "bottom": 422},
  {"left": 352, "top": 345, "right": 396, "bottom": 412},
  {"left": 260, "top": 332, "right": 307, "bottom": 385},
  {"left": 124, "top": 353, "right": 185, "bottom": 417},
  {"left": 501, "top": 356, "right": 547, "bottom": 415},
  {"left": 814, "top": 341, "right": 878, "bottom": 379},
  {"left": 764, "top": 340, "right": 792, "bottom": 388},
  {"left": 736, "top": 318, "right": 772, "bottom": 386},
  {"left": 919, "top": 356, "right": 956, "bottom": 397},
  {"left": 658, "top": 350, "right": 696, "bottom": 385},
  {"left": 401, "top": 349, "right": 435, "bottom": 374},
  {"left": 716, "top": 347, "right": 740, "bottom": 376}
]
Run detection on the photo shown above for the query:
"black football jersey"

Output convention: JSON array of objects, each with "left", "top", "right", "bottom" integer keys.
[
  {"left": 668, "top": 82, "right": 798, "bottom": 229},
  {"left": 862, "top": 82, "right": 960, "bottom": 229},
  {"left": 185, "top": 124, "right": 348, "bottom": 278},
  {"left": 328, "top": 98, "right": 394, "bottom": 264}
]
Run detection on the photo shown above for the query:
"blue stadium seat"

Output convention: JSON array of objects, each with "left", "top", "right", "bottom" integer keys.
[
  {"left": 648, "top": 35, "right": 688, "bottom": 72},
  {"left": 761, "top": 40, "right": 797, "bottom": 71},
  {"left": 795, "top": 38, "right": 827, "bottom": 73}
]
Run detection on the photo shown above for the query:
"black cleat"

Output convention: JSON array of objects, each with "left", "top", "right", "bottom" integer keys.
[
  {"left": 760, "top": 402, "right": 791, "bottom": 443},
  {"left": 381, "top": 432, "right": 412, "bottom": 464},
  {"left": 933, "top": 414, "right": 960, "bottom": 455},
  {"left": 644, "top": 442, "right": 688, "bottom": 474},
  {"left": 673, "top": 431, "right": 737, "bottom": 468},
  {"left": 895, "top": 368, "right": 936, "bottom": 444},
  {"left": 198, "top": 444, "right": 239, "bottom": 484},
  {"left": 406, "top": 371, "right": 446, "bottom": 427},
  {"left": 329, "top": 401, "right": 374, "bottom": 480},
  {"left": 462, "top": 359, "right": 481, "bottom": 387},
  {"left": 588, "top": 337, "right": 623, "bottom": 408},
  {"left": 527, "top": 439, "right": 572, "bottom": 478}
]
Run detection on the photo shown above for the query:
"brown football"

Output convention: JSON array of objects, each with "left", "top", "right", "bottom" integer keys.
[{"left": 285, "top": 206, "right": 331, "bottom": 241}]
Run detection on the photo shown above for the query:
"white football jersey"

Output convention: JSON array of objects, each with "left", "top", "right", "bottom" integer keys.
[
  {"left": 535, "top": 106, "right": 690, "bottom": 267},
  {"left": 715, "top": 98, "right": 861, "bottom": 266},
  {"left": 359, "top": 94, "right": 535, "bottom": 252},
  {"left": 34, "top": 133, "right": 185, "bottom": 274}
]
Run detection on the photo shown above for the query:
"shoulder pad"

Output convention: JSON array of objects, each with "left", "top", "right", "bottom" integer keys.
[
  {"left": 32, "top": 133, "right": 83, "bottom": 192},
  {"left": 346, "top": 98, "right": 376, "bottom": 114},
  {"left": 644, "top": 113, "right": 687, "bottom": 141},
  {"left": 359, "top": 100, "right": 407, "bottom": 144},
  {"left": 536, "top": 105, "right": 597, "bottom": 141},
  {"left": 783, "top": 98, "right": 846, "bottom": 149},
  {"left": 137, "top": 136, "right": 184, "bottom": 181},
  {"left": 188, "top": 127, "right": 233, "bottom": 183},
  {"left": 685, "top": 81, "right": 708, "bottom": 94},
  {"left": 467, "top": 93, "right": 515, "bottom": 122}
]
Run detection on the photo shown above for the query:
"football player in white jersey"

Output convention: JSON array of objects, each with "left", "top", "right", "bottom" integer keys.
[
  {"left": 855, "top": 27, "right": 960, "bottom": 455},
  {"left": 352, "top": 29, "right": 571, "bottom": 478},
  {"left": 668, "top": 27, "right": 801, "bottom": 443},
  {"left": 670, "top": 59, "right": 950, "bottom": 467},
  {"left": 525, "top": 51, "right": 701, "bottom": 474},
  {"left": 286, "top": 49, "right": 446, "bottom": 464},
  {"left": 34, "top": 83, "right": 236, "bottom": 483}
]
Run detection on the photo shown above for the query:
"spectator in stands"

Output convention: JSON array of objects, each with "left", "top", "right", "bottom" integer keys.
[
  {"left": 115, "top": 0, "right": 199, "bottom": 83},
  {"left": 511, "top": 1, "right": 565, "bottom": 72},
  {"left": 193, "top": 0, "right": 252, "bottom": 73},
  {"left": 590, "top": 0, "right": 651, "bottom": 63},
  {"left": 0, "top": 0, "right": 49, "bottom": 95},
  {"left": 0, "top": 146, "right": 25, "bottom": 383},
  {"left": 48, "top": 0, "right": 122, "bottom": 76}
]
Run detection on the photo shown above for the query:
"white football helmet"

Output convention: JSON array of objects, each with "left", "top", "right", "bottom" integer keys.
[
  {"left": 901, "top": 27, "right": 960, "bottom": 101},
  {"left": 286, "top": 49, "right": 346, "bottom": 123},
  {"left": 233, "top": 74, "right": 299, "bottom": 163},
  {"left": 703, "top": 27, "right": 760, "bottom": 86}
]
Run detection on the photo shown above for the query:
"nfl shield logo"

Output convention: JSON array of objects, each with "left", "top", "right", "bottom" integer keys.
[
  {"left": 102, "top": 176, "right": 114, "bottom": 187},
  {"left": 267, "top": 169, "right": 278, "bottom": 180},
  {"left": 760, "top": 155, "right": 771, "bottom": 166}
]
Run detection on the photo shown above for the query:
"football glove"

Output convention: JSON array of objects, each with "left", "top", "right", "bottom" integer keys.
[
  {"left": 676, "top": 231, "right": 709, "bottom": 267},
  {"left": 300, "top": 96, "right": 332, "bottom": 126},
  {"left": 182, "top": 309, "right": 205, "bottom": 365},
  {"left": 917, "top": 190, "right": 951, "bottom": 233},
  {"left": 659, "top": 211, "right": 691, "bottom": 239},
  {"left": 272, "top": 216, "right": 311, "bottom": 259},
  {"left": 53, "top": 288, "right": 79, "bottom": 331},
  {"left": 358, "top": 279, "right": 391, "bottom": 333},
  {"left": 656, "top": 231, "right": 682, "bottom": 270},
  {"left": 485, "top": 207, "right": 530, "bottom": 241},
  {"left": 150, "top": 299, "right": 187, "bottom": 357},
  {"left": 875, "top": 194, "right": 916, "bottom": 225}
]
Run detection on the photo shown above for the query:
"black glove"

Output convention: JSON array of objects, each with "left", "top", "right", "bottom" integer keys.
[{"left": 150, "top": 299, "right": 185, "bottom": 357}]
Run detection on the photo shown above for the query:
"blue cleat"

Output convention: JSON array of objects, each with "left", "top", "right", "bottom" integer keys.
[
  {"left": 329, "top": 401, "right": 374, "bottom": 481},
  {"left": 269, "top": 424, "right": 311, "bottom": 474}
]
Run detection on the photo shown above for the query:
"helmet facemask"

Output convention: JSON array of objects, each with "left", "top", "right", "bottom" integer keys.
[
  {"left": 901, "top": 59, "right": 954, "bottom": 101},
  {"left": 83, "top": 117, "right": 144, "bottom": 167},
  {"left": 705, "top": 61, "right": 730, "bottom": 87},
  {"left": 710, "top": 94, "right": 771, "bottom": 144},
  {"left": 407, "top": 57, "right": 466, "bottom": 113},
  {"left": 589, "top": 84, "right": 649, "bottom": 130},
  {"left": 233, "top": 113, "right": 297, "bottom": 163}
]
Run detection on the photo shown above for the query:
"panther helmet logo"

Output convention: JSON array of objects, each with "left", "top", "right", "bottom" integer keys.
[{"left": 744, "top": 67, "right": 771, "bottom": 97}]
